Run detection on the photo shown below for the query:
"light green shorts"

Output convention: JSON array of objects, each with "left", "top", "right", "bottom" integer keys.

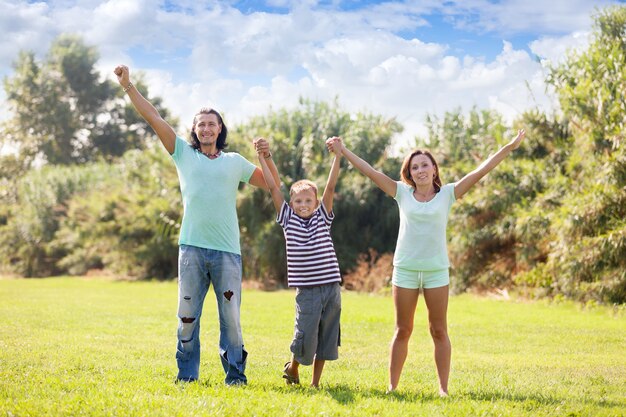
[{"left": 392, "top": 267, "right": 450, "bottom": 289}]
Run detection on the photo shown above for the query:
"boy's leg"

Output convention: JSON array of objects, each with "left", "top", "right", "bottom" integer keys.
[
  {"left": 209, "top": 250, "right": 247, "bottom": 385},
  {"left": 313, "top": 283, "right": 342, "bottom": 387},
  {"left": 176, "top": 245, "right": 210, "bottom": 381},
  {"left": 311, "top": 358, "right": 325, "bottom": 387},
  {"left": 283, "top": 355, "right": 300, "bottom": 384},
  {"left": 290, "top": 287, "right": 321, "bottom": 367}
]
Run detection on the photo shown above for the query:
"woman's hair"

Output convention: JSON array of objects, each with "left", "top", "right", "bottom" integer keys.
[
  {"left": 400, "top": 149, "right": 442, "bottom": 192},
  {"left": 289, "top": 180, "right": 318, "bottom": 198},
  {"left": 189, "top": 108, "right": 228, "bottom": 151}
]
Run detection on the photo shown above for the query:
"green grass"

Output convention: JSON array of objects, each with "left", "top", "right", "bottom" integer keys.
[{"left": 1, "top": 277, "right": 624, "bottom": 416}]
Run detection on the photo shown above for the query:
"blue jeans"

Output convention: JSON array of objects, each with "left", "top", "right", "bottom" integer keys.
[{"left": 176, "top": 245, "right": 247, "bottom": 384}]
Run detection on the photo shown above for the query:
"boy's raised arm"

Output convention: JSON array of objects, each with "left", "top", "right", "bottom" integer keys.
[
  {"left": 255, "top": 139, "right": 284, "bottom": 213},
  {"left": 322, "top": 136, "right": 343, "bottom": 213},
  {"left": 252, "top": 137, "right": 281, "bottom": 190}
]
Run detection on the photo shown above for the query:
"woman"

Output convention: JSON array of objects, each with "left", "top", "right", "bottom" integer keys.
[
  {"left": 327, "top": 129, "right": 525, "bottom": 395},
  {"left": 114, "top": 65, "right": 279, "bottom": 385}
]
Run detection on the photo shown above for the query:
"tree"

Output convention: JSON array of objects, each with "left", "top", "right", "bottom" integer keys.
[
  {"left": 1, "top": 34, "right": 174, "bottom": 169},
  {"left": 0, "top": 147, "right": 181, "bottom": 279},
  {"left": 541, "top": 6, "right": 626, "bottom": 303}
]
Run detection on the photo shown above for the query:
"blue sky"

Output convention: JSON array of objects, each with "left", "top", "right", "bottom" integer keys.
[{"left": 1, "top": 0, "right": 624, "bottom": 146}]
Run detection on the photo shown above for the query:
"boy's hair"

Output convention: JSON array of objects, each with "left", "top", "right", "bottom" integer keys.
[{"left": 289, "top": 180, "right": 318, "bottom": 197}]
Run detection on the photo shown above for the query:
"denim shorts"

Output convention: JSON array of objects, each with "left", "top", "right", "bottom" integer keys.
[
  {"left": 290, "top": 283, "right": 341, "bottom": 366},
  {"left": 392, "top": 267, "right": 449, "bottom": 289}
]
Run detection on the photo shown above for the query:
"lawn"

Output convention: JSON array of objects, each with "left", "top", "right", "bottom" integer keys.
[{"left": 0, "top": 277, "right": 624, "bottom": 416}]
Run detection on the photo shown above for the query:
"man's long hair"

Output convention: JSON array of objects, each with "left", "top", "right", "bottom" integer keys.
[{"left": 189, "top": 108, "right": 228, "bottom": 151}]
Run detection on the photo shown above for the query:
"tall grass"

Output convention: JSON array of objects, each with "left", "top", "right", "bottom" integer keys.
[{"left": 0, "top": 277, "right": 624, "bottom": 416}]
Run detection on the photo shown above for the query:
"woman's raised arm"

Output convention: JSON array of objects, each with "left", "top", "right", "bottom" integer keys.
[
  {"left": 454, "top": 129, "right": 525, "bottom": 200},
  {"left": 327, "top": 137, "right": 397, "bottom": 198}
]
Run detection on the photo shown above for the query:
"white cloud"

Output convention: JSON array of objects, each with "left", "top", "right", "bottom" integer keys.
[
  {"left": 0, "top": 0, "right": 613, "bottom": 150},
  {"left": 0, "top": 1, "right": 55, "bottom": 67},
  {"left": 440, "top": 0, "right": 618, "bottom": 34},
  {"left": 529, "top": 31, "right": 591, "bottom": 64}
]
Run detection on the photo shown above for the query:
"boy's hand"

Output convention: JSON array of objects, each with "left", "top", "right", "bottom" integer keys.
[
  {"left": 325, "top": 136, "right": 343, "bottom": 155},
  {"left": 253, "top": 137, "right": 271, "bottom": 158}
]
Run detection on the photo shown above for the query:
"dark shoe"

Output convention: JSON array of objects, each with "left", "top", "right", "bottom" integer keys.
[
  {"left": 226, "top": 379, "right": 247, "bottom": 386},
  {"left": 282, "top": 361, "right": 300, "bottom": 385},
  {"left": 175, "top": 377, "right": 197, "bottom": 384}
]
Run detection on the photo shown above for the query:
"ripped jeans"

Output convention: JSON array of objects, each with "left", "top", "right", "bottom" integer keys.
[{"left": 176, "top": 244, "right": 247, "bottom": 385}]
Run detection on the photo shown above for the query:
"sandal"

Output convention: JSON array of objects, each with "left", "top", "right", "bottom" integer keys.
[{"left": 282, "top": 361, "right": 300, "bottom": 385}]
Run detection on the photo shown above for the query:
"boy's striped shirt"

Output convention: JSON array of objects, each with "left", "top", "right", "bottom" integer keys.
[{"left": 277, "top": 201, "right": 342, "bottom": 287}]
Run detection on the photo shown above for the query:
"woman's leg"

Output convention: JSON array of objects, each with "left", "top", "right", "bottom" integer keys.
[
  {"left": 388, "top": 285, "right": 419, "bottom": 391},
  {"left": 423, "top": 285, "right": 450, "bottom": 396}
]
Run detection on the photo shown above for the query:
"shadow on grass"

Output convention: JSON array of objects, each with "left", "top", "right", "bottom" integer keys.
[
  {"left": 323, "top": 384, "right": 436, "bottom": 404},
  {"left": 174, "top": 379, "right": 624, "bottom": 410},
  {"left": 462, "top": 390, "right": 623, "bottom": 409},
  {"left": 264, "top": 383, "right": 440, "bottom": 404}
]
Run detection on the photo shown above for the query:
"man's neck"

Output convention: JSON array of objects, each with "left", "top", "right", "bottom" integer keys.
[{"left": 200, "top": 144, "right": 219, "bottom": 156}]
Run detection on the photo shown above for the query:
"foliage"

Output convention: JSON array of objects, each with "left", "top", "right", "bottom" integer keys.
[
  {"left": 0, "top": 146, "right": 181, "bottom": 279},
  {"left": 0, "top": 34, "right": 174, "bottom": 171},
  {"left": 1, "top": 278, "right": 624, "bottom": 416},
  {"left": 539, "top": 5, "right": 626, "bottom": 303},
  {"left": 342, "top": 249, "right": 393, "bottom": 293}
]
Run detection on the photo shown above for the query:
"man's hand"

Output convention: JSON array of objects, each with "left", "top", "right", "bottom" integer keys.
[
  {"left": 114, "top": 65, "right": 131, "bottom": 88},
  {"left": 253, "top": 137, "right": 271, "bottom": 158}
]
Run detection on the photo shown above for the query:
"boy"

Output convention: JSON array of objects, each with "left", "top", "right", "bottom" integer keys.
[{"left": 255, "top": 137, "right": 343, "bottom": 388}]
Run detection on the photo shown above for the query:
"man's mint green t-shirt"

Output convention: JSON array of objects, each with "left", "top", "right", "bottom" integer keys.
[
  {"left": 171, "top": 136, "right": 256, "bottom": 255},
  {"left": 393, "top": 182, "right": 456, "bottom": 271}
]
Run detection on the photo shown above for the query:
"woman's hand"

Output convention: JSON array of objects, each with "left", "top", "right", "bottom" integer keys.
[
  {"left": 509, "top": 129, "right": 525, "bottom": 150},
  {"left": 325, "top": 136, "right": 343, "bottom": 155}
]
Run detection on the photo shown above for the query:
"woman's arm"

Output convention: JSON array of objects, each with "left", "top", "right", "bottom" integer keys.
[
  {"left": 322, "top": 137, "right": 342, "bottom": 212},
  {"left": 327, "top": 137, "right": 397, "bottom": 198},
  {"left": 114, "top": 65, "right": 176, "bottom": 154},
  {"left": 454, "top": 129, "right": 525, "bottom": 200}
]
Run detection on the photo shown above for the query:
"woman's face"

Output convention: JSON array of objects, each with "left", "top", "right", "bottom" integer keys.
[
  {"left": 194, "top": 113, "right": 222, "bottom": 147},
  {"left": 409, "top": 154, "right": 436, "bottom": 187}
]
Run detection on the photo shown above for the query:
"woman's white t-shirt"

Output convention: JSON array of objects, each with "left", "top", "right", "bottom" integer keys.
[{"left": 393, "top": 182, "right": 456, "bottom": 271}]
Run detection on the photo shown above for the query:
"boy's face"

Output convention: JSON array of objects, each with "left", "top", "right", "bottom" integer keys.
[{"left": 290, "top": 189, "right": 318, "bottom": 219}]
